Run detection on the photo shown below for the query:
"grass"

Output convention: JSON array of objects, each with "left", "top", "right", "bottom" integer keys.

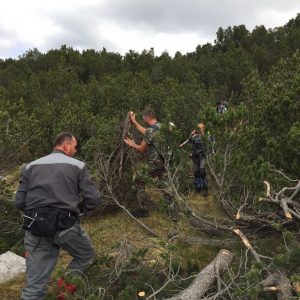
[
  {"left": 187, "top": 191, "right": 227, "bottom": 219},
  {"left": 0, "top": 191, "right": 226, "bottom": 300},
  {"left": 0, "top": 166, "right": 23, "bottom": 195}
]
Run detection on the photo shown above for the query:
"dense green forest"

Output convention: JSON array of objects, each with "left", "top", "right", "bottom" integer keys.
[
  {"left": 0, "top": 15, "right": 299, "bottom": 178},
  {"left": 0, "top": 14, "right": 300, "bottom": 300}
]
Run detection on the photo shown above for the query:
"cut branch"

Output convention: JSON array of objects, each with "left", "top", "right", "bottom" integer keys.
[
  {"left": 262, "top": 273, "right": 293, "bottom": 300},
  {"left": 233, "top": 229, "right": 262, "bottom": 263},
  {"left": 165, "top": 249, "right": 234, "bottom": 300}
]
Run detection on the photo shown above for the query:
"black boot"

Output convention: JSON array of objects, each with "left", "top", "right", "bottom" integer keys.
[{"left": 196, "top": 187, "right": 202, "bottom": 194}]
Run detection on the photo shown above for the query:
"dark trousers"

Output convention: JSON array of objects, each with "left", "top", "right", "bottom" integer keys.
[{"left": 192, "top": 151, "right": 208, "bottom": 192}]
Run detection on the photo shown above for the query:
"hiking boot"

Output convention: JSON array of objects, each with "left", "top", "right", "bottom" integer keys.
[
  {"left": 202, "top": 189, "right": 208, "bottom": 197},
  {"left": 196, "top": 188, "right": 202, "bottom": 194}
]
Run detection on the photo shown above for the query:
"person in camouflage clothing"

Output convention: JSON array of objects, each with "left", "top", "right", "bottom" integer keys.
[{"left": 124, "top": 110, "right": 177, "bottom": 221}]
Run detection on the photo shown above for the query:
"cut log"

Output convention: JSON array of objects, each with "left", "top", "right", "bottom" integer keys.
[
  {"left": 166, "top": 249, "right": 234, "bottom": 300},
  {"left": 262, "top": 273, "right": 293, "bottom": 300},
  {"left": 118, "top": 111, "right": 132, "bottom": 177}
]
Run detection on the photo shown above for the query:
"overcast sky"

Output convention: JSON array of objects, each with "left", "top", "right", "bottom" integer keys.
[{"left": 0, "top": 0, "right": 299, "bottom": 58}]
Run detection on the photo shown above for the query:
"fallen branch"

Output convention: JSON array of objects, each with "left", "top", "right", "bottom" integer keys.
[
  {"left": 236, "top": 203, "right": 248, "bottom": 220},
  {"left": 262, "top": 273, "right": 293, "bottom": 300},
  {"left": 259, "top": 176, "right": 300, "bottom": 221},
  {"left": 165, "top": 249, "right": 234, "bottom": 300},
  {"left": 233, "top": 229, "right": 272, "bottom": 263}
]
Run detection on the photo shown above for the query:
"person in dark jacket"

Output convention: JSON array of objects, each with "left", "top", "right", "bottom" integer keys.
[
  {"left": 15, "top": 132, "right": 101, "bottom": 300},
  {"left": 216, "top": 101, "right": 227, "bottom": 114},
  {"left": 180, "top": 123, "right": 208, "bottom": 196}
]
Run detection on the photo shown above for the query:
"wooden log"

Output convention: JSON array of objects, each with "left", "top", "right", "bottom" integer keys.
[
  {"left": 166, "top": 249, "right": 234, "bottom": 300},
  {"left": 118, "top": 111, "right": 132, "bottom": 177},
  {"left": 262, "top": 273, "right": 293, "bottom": 300}
]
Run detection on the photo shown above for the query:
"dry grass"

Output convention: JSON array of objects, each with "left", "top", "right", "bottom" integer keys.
[
  {"left": 0, "top": 211, "right": 178, "bottom": 299},
  {"left": 0, "top": 192, "right": 223, "bottom": 299},
  {"left": 188, "top": 192, "right": 226, "bottom": 218},
  {"left": 0, "top": 275, "right": 25, "bottom": 300}
]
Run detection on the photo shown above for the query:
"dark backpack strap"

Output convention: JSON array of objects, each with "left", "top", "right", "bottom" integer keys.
[{"left": 149, "top": 124, "right": 160, "bottom": 131}]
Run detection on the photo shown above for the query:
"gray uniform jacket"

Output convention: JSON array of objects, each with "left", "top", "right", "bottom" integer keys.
[{"left": 15, "top": 150, "right": 101, "bottom": 214}]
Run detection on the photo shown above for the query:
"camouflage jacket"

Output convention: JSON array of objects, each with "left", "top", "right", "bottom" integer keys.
[{"left": 143, "top": 122, "right": 164, "bottom": 171}]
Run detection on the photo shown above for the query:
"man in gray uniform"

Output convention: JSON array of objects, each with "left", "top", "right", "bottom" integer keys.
[{"left": 15, "top": 132, "right": 101, "bottom": 300}]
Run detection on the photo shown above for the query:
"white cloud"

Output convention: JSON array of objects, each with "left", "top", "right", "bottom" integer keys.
[{"left": 0, "top": 0, "right": 299, "bottom": 58}]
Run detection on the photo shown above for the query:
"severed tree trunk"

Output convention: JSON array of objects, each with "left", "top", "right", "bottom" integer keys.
[
  {"left": 118, "top": 111, "right": 132, "bottom": 177},
  {"left": 107, "top": 111, "right": 132, "bottom": 177},
  {"left": 166, "top": 249, "right": 234, "bottom": 300},
  {"left": 262, "top": 273, "right": 293, "bottom": 300}
]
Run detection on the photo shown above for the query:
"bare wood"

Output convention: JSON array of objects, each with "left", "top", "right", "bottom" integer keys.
[
  {"left": 263, "top": 286, "right": 278, "bottom": 292},
  {"left": 263, "top": 181, "right": 271, "bottom": 197},
  {"left": 118, "top": 111, "right": 132, "bottom": 177},
  {"left": 280, "top": 199, "right": 292, "bottom": 219},
  {"left": 236, "top": 203, "right": 248, "bottom": 220},
  {"left": 271, "top": 169, "right": 298, "bottom": 182},
  {"left": 233, "top": 229, "right": 261, "bottom": 263},
  {"left": 165, "top": 249, "right": 234, "bottom": 300},
  {"left": 289, "top": 180, "right": 300, "bottom": 200},
  {"left": 262, "top": 273, "right": 292, "bottom": 300}
]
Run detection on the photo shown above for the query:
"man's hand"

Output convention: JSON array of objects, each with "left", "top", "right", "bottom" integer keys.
[
  {"left": 130, "top": 111, "right": 136, "bottom": 124},
  {"left": 124, "top": 138, "right": 148, "bottom": 153},
  {"left": 190, "top": 130, "right": 196, "bottom": 136},
  {"left": 129, "top": 111, "right": 147, "bottom": 134},
  {"left": 124, "top": 137, "right": 136, "bottom": 148}
]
